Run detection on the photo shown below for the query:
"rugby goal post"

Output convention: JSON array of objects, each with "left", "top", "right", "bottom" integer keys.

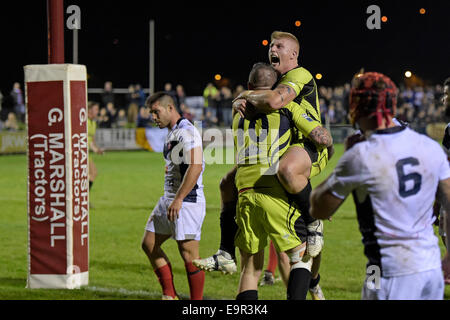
[{"left": 25, "top": 64, "right": 89, "bottom": 289}]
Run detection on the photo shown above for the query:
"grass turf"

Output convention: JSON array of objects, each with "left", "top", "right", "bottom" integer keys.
[{"left": 0, "top": 145, "right": 448, "bottom": 300}]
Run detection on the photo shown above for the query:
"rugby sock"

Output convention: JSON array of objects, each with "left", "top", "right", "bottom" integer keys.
[
  {"left": 310, "top": 273, "right": 321, "bottom": 289},
  {"left": 236, "top": 290, "right": 258, "bottom": 300},
  {"left": 89, "top": 181, "right": 93, "bottom": 190},
  {"left": 290, "top": 182, "right": 315, "bottom": 225},
  {"left": 219, "top": 201, "right": 238, "bottom": 259},
  {"left": 287, "top": 268, "right": 311, "bottom": 300},
  {"left": 185, "top": 262, "right": 205, "bottom": 300},
  {"left": 266, "top": 241, "right": 278, "bottom": 275},
  {"left": 154, "top": 263, "right": 177, "bottom": 299}
]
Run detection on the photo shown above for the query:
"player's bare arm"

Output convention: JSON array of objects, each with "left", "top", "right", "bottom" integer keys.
[
  {"left": 233, "top": 84, "right": 297, "bottom": 116},
  {"left": 308, "top": 126, "right": 333, "bottom": 148},
  {"left": 437, "top": 177, "right": 450, "bottom": 282},
  {"left": 310, "top": 179, "right": 344, "bottom": 220},
  {"left": 168, "top": 146, "right": 203, "bottom": 222}
]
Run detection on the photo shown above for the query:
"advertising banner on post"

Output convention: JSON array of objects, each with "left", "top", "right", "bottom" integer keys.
[{"left": 25, "top": 64, "right": 89, "bottom": 289}]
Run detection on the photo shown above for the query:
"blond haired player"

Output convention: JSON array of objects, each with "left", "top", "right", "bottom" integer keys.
[{"left": 195, "top": 31, "right": 331, "bottom": 300}]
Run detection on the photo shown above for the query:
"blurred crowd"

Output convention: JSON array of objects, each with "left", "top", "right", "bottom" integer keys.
[
  {"left": 317, "top": 83, "right": 447, "bottom": 134},
  {"left": 0, "top": 80, "right": 447, "bottom": 135}
]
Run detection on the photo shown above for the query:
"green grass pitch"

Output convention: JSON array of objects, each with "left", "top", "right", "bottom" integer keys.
[{"left": 0, "top": 145, "right": 448, "bottom": 300}]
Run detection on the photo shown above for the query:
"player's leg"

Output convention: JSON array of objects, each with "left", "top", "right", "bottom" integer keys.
[
  {"left": 260, "top": 241, "right": 278, "bottom": 286},
  {"left": 178, "top": 240, "right": 205, "bottom": 300},
  {"left": 219, "top": 166, "right": 239, "bottom": 259},
  {"left": 237, "top": 249, "right": 264, "bottom": 300},
  {"left": 141, "top": 231, "right": 177, "bottom": 299},
  {"left": 264, "top": 192, "right": 312, "bottom": 300},
  {"left": 88, "top": 156, "right": 97, "bottom": 190},
  {"left": 285, "top": 243, "right": 312, "bottom": 300},
  {"left": 88, "top": 156, "right": 98, "bottom": 208},
  {"left": 278, "top": 145, "right": 324, "bottom": 257},
  {"left": 193, "top": 166, "right": 238, "bottom": 274},
  {"left": 276, "top": 251, "right": 290, "bottom": 287},
  {"left": 309, "top": 253, "right": 325, "bottom": 300},
  {"left": 277, "top": 146, "right": 311, "bottom": 195}
]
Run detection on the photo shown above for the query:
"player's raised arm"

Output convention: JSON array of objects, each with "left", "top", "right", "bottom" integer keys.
[{"left": 234, "top": 84, "right": 297, "bottom": 113}]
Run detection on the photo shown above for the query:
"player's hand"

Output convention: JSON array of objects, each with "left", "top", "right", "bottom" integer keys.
[
  {"left": 344, "top": 132, "right": 366, "bottom": 151},
  {"left": 232, "top": 98, "right": 247, "bottom": 118},
  {"left": 167, "top": 198, "right": 183, "bottom": 222},
  {"left": 442, "top": 253, "right": 450, "bottom": 284}
]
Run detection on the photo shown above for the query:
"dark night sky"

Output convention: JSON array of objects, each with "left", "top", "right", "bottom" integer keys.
[{"left": 1, "top": 0, "right": 449, "bottom": 97}]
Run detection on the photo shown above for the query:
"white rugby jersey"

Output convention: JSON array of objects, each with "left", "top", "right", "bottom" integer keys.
[
  {"left": 327, "top": 126, "right": 450, "bottom": 277},
  {"left": 163, "top": 118, "right": 205, "bottom": 203}
]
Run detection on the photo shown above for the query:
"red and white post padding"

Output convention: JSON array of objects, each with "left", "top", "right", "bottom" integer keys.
[{"left": 25, "top": 64, "right": 89, "bottom": 289}]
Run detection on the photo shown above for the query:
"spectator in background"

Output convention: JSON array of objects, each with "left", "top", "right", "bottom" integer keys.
[
  {"left": 176, "top": 84, "right": 186, "bottom": 110},
  {"left": 127, "top": 84, "right": 140, "bottom": 108},
  {"left": 164, "top": 83, "right": 178, "bottom": 108},
  {"left": 233, "top": 85, "right": 245, "bottom": 99},
  {"left": 137, "top": 106, "right": 151, "bottom": 128},
  {"left": 98, "top": 107, "right": 110, "bottom": 128},
  {"left": 4, "top": 112, "right": 19, "bottom": 131},
  {"left": 127, "top": 84, "right": 140, "bottom": 126},
  {"left": 116, "top": 109, "right": 128, "bottom": 128},
  {"left": 106, "top": 102, "right": 118, "bottom": 128},
  {"left": 203, "top": 83, "right": 219, "bottom": 119},
  {"left": 217, "top": 86, "right": 233, "bottom": 127},
  {"left": 101, "top": 81, "right": 115, "bottom": 108},
  {"left": 135, "top": 84, "right": 147, "bottom": 107},
  {"left": 11, "top": 82, "right": 25, "bottom": 122}
]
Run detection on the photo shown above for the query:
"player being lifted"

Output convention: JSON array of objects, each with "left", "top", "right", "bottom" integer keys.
[
  {"left": 194, "top": 31, "right": 332, "bottom": 299},
  {"left": 231, "top": 62, "right": 325, "bottom": 299}
]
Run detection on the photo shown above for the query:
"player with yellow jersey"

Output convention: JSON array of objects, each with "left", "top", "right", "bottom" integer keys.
[
  {"left": 87, "top": 102, "right": 104, "bottom": 206},
  {"left": 233, "top": 63, "right": 321, "bottom": 300}
]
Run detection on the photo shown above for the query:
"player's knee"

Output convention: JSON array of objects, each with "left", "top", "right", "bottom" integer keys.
[
  {"left": 141, "top": 237, "right": 156, "bottom": 256},
  {"left": 287, "top": 246, "right": 312, "bottom": 272},
  {"left": 277, "top": 164, "right": 296, "bottom": 193}
]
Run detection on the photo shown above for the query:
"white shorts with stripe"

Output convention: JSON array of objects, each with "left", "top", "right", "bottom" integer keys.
[
  {"left": 145, "top": 196, "right": 206, "bottom": 241},
  {"left": 362, "top": 268, "right": 444, "bottom": 300}
]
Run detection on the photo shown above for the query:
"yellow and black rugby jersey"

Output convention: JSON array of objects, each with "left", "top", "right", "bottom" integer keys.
[
  {"left": 276, "top": 67, "right": 321, "bottom": 124},
  {"left": 233, "top": 102, "right": 321, "bottom": 192}
]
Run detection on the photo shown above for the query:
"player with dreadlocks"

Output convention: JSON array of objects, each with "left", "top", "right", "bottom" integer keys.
[{"left": 309, "top": 72, "right": 450, "bottom": 299}]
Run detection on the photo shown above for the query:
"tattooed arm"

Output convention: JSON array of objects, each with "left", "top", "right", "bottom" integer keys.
[
  {"left": 233, "top": 84, "right": 297, "bottom": 113},
  {"left": 309, "top": 126, "right": 333, "bottom": 148},
  {"left": 309, "top": 126, "right": 335, "bottom": 160}
]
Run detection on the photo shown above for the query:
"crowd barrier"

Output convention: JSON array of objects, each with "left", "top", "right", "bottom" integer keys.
[{"left": 1, "top": 123, "right": 446, "bottom": 155}]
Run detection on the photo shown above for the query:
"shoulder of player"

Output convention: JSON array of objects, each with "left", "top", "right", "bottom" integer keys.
[
  {"left": 283, "top": 66, "right": 313, "bottom": 81},
  {"left": 174, "top": 119, "right": 201, "bottom": 139}
]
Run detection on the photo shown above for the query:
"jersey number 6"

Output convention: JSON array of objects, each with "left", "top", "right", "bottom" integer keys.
[{"left": 395, "top": 157, "right": 422, "bottom": 198}]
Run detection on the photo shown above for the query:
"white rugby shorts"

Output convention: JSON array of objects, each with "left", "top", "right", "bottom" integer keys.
[
  {"left": 145, "top": 196, "right": 206, "bottom": 241},
  {"left": 362, "top": 268, "right": 444, "bottom": 300}
]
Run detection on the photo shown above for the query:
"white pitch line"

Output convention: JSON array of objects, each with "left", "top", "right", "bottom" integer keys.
[{"left": 85, "top": 286, "right": 162, "bottom": 298}]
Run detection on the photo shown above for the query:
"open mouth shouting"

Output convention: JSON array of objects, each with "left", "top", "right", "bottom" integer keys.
[{"left": 270, "top": 54, "right": 280, "bottom": 68}]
